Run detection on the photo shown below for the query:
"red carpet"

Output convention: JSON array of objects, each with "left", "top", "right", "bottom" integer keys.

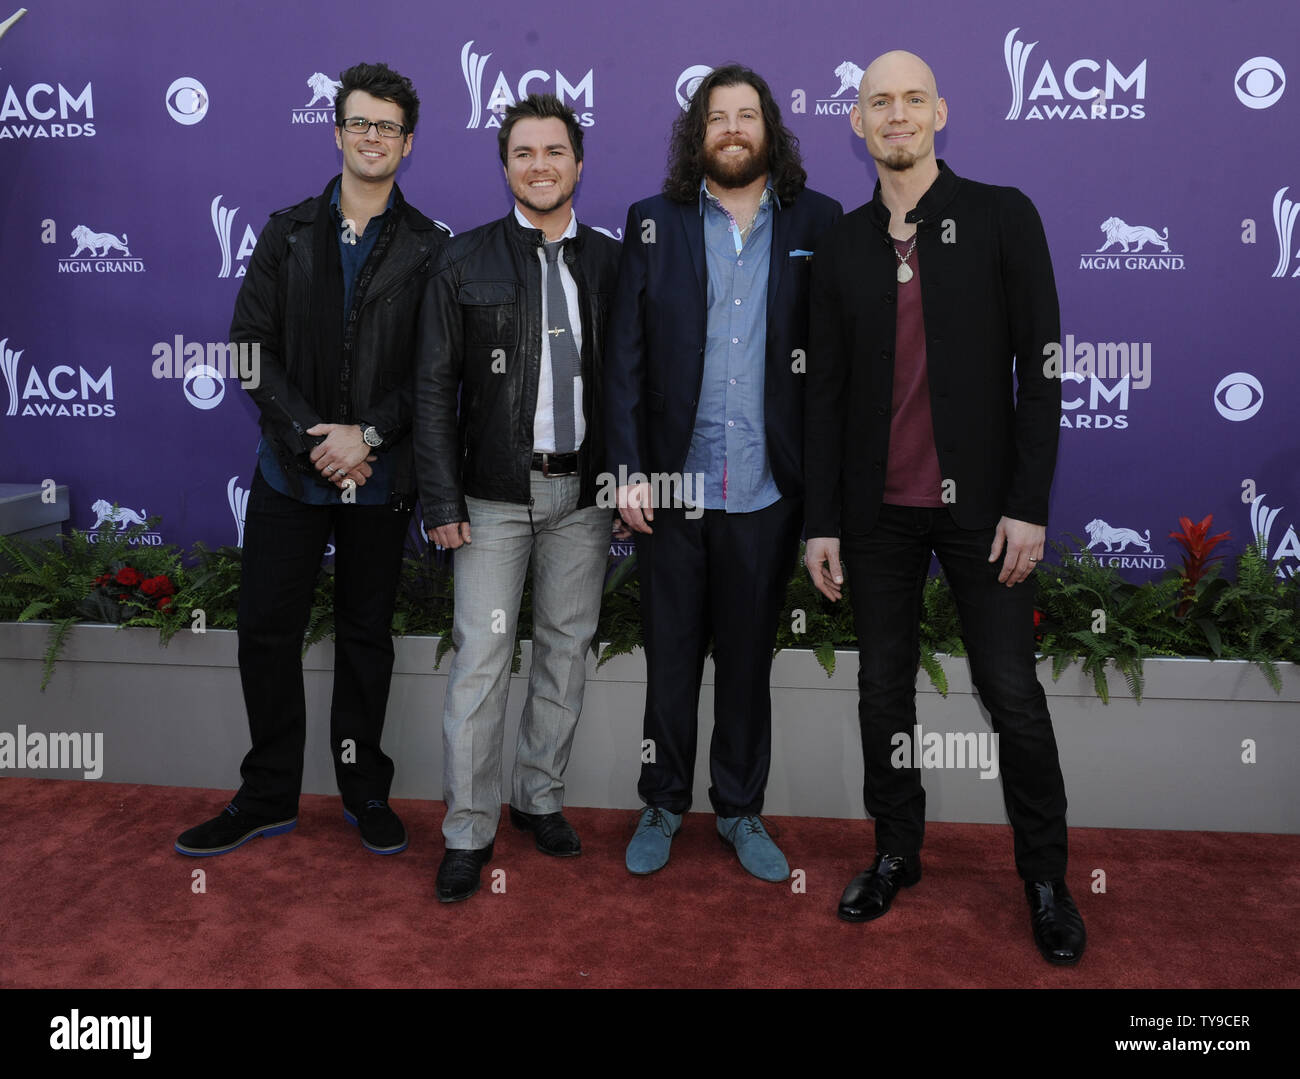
[{"left": 1, "top": 777, "right": 1296, "bottom": 989}]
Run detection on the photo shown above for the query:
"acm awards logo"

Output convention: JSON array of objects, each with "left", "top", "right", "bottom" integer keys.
[
  {"left": 212, "top": 195, "right": 258, "bottom": 278},
  {"left": 1250, "top": 494, "right": 1300, "bottom": 579},
  {"left": 1003, "top": 27, "right": 1146, "bottom": 121},
  {"left": 83, "top": 499, "right": 162, "bottom": 546},
  {"left": 1080, "top": 517, "right": 1166, "bottom": 571},
  {"left": 291, "top": 71, "right": 341, "bottom": 125},
  {"left": 1052, "top": 334, "right": 1152, "bottom": 430},
  {"left": 460, "top": 40, "right": 595, "bottom": 130},
  {"left": 1078, "top": 215, "right": 1184, "bottom": 272},
  {"left": 1, "top": 336, "right": 115, "bottom": 418},
  {"left": 54, "top": 222, "right": 146, "bottom": 274},
  {"left": 1271, "top": 186, "right": 1299, "bottom": 278},
  {"left": 0, "top": 6, "right": 95, "bottom": 139}
]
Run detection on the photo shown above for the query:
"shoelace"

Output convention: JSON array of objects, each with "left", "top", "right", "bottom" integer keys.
[{"left": 639, "top": 807, "right": 673, "bottom": 835}]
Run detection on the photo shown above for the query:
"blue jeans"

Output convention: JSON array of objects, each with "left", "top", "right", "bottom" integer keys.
[{"left": 841, "top": 504, "right": 1068, "bottom": 880}]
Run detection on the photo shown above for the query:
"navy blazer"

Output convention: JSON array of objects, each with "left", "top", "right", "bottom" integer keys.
[{"left": 605, "top": 186, "right": 843, "bottom": 499}]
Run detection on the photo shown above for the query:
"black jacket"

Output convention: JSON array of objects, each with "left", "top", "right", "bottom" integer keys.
[
  {"left": 414, "top": 212, "right": 621, "bottom": 528},
  {"left": 804, "top": 161, "right": 1061, "bottom": 537},
  {"left": 604, "top": 187, "right": 843, "bottom": 499},
  {"left": 230, "top": 178, "right": 446, "bottom": 498}
]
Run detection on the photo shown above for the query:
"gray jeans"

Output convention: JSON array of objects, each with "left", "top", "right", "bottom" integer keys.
[{"left": 441, "top": 473, "right": 611, "bottom": 849}]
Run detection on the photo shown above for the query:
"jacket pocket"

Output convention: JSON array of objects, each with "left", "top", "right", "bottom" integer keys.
[{"left": 458, "top": 280, "right": 518, "bottom": 347}]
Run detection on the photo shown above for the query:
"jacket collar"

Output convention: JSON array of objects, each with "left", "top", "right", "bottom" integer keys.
[
  {"left": 289, "top": 175, "right": 436, "bottom": 232},
  {"left": 868, "top": 159, "right": 960, "bottom": 233},
  {"left": 506, "top": 208, "right": 586, "bottom": 253}
]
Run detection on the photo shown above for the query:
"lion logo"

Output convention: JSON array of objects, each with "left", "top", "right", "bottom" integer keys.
[
  {"left": 91, "top": 500, "right": 149, "bottom": 531},
  {"left": 1085, "top": 518, "right": 1152, "bottom": 553},
  {"left": 306, "top": 72, "right": 342, "bottom": 108},
  {"left": 1096, "top": 217, "right": 1170, "bottom": 254},
  {"left": 69, "top": 225, "right": 130, "bottom": 258},
  {"left": 832, "top": 61, "right": 866, "bottom": 98}
]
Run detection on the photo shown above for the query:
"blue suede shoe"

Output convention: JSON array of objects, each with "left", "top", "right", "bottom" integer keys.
[
  {"left": 717, "top": 815, "right": 789, "bottom": 882},
  {"left": 626, "top": 806, "right": 682, "bottom": 875}
]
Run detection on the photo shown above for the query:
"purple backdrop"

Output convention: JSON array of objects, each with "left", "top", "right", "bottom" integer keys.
[{"left": 2, "top": 0, "right": 1297, "bottom": 581}]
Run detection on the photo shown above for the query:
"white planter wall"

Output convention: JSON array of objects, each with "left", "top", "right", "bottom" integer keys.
[{"left": 1, "top": 623, "right": 1296, "bottom": 832}]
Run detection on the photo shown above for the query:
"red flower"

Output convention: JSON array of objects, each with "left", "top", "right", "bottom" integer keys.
[
  {"left": 1032, "top": 609, "right": 1044, "bottom": 627},
  {"left": 93, "top": 573, "right": 111, "bottom": 586},
  {"left": 157, "top": 596, "right": 173, "bottom": 611},
  {"left": 114, "top": 567, "right": 142, "bottom": 587},
  {"left": 141, "top": 575, "right": 174, "bottom": 597}
]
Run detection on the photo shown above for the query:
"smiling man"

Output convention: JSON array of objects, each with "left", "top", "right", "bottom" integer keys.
[
  {"left": 605, "top": 65, "right": 841, "bottom": 882},
  {"left": 414, "top": 93, "right": 619, "bottom": 903},
  {"left": 176, "top": 63, "right": 445, "bottom": 860},
  {"left": 802, "top": 50, "right": 1084, "bottom": 965}
]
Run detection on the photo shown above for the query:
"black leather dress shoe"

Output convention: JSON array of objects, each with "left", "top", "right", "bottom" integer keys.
[
  {"left": 509, "top": 806, "right": 581, "bottom": 857},
  {"left": 436, "top": 842, "right": 495, "bottom": 903},
  {"left": 837, "top": 853, "right": 922, "bottom": 923},
  {"left": 1025, "top": 879, "right": 1086, "bottom": 965}
]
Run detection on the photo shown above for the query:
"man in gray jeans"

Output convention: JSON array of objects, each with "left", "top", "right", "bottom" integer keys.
[{"left": 413, "top": 94, "right": 619, "bottom": 902}]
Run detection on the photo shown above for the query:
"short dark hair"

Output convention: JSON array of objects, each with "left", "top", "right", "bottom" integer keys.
[
  {"left": 497, "top": 93, "right": 584, "bottom": 165},
  {"left": 663, "top": 63, "right": 806, "bottom": 204},
  {"left": 334, "top": 62, "right": 420, "bottom": 134}
]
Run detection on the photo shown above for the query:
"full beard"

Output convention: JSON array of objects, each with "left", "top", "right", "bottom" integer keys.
[{"left": 704, "top": 141, "right": 768, "bottom": 189}]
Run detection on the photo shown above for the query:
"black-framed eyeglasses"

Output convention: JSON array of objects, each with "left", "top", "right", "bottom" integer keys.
[{"left": 340, "top": 116, "right": 407, "bottom": 138}]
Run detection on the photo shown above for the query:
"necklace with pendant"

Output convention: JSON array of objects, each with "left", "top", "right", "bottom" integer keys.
[{"left": 894, "top": 236, "right": 917, "bottom": 283}]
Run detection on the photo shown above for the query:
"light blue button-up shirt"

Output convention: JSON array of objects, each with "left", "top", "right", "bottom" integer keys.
[{"left": 683, "top": 179, "right": 781, "bottom": 513}]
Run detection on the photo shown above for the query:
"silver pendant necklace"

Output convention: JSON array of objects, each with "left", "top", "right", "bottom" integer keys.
[{"left": 894, "top": 236, "right": 916, "bottom": 283}]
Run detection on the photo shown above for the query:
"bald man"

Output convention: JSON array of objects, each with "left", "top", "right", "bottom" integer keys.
[{"left": 803, "top": 50, "right": 1085, "bottom": 965}]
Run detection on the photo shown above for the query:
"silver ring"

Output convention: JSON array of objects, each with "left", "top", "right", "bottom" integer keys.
[
  {"left": 1028, "top": 557, "right": 1038, "bottom": 563},
  {"left": 324, "top": 466, "right": 335, "bottom": 474}
]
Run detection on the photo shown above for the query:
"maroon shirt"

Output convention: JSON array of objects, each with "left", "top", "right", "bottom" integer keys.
[{"left": 883, "top": 236, "right": 944, "bottom": 507}]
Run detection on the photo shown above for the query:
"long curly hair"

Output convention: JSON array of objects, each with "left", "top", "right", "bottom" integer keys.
[{"left": 662, "top": 64, "right": 807, "bottom": 205}]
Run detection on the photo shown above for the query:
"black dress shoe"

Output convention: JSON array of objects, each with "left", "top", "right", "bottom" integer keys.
[
  {"left": 837, "top": 852, "right": 922, "bottom": 923},
  {"left": 509, "top": 806, "right": 581, "bottom": 857},
  {"left": 436, "top": 842, "right": 495, "bottom": 903},
  {"left": 1025, "top": 879, "right": 1086, "bottom": 965}
]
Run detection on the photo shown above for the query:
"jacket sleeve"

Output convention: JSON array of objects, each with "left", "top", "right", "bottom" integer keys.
[
  {"left": 413, "top": 251, "right": 469, "bottom": 528},
  {"left": 603, "top": 203, "right": 649, "bottom": 480},
  {"left": 803, "top": 230, "right": 849, "bottom": 539},
  {"left": 230, "top": 216, "right": 324, "bottom": 456},
  {"left": 999, "top": 189, "right": 1062, "bottom": 526}
]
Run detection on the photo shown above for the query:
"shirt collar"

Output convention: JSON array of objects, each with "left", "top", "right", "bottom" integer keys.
[
  {"left": 698, "top": 177, "right": 777, "bottom": 216},
  {"left": 331, "top": 179, "right": 395, "bottom": 219},
  {"left": 514, "top": 205, "right": 578, "bottom": 240}
]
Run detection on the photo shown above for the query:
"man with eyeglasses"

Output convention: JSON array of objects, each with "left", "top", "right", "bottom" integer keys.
[
  {"left": 414, "top": 93, "right": 619, "bottom": 903},
  {"left": 176, "top": 62, "right": 447, "bottom": 859}
]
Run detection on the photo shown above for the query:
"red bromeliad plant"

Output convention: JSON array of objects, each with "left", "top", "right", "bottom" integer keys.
[{"left": 1169, "top": 514, "right": 1230, "bottom": 616}]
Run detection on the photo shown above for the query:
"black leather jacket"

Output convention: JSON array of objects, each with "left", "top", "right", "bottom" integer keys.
[
  {"left": 414, "top": 212, "right": 621, "bottom": 528},
  {"left": 230, "top": 178, "right": 446, "bottom": 499}
]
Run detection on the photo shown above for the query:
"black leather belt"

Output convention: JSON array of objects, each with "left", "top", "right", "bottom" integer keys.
[{"left": 531, "top": 452, "right": 578, "bottom": 477}]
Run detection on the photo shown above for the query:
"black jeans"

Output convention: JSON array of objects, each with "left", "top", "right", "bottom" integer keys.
[
  {"left": 233, "top": 468, "right": 410, "bottom": 817},
  {"left": 634, "top": 496, "right": 803, "bottom": 817},
  {"left": 841, "top": 504, "right": 1068, "bottom": 880}
]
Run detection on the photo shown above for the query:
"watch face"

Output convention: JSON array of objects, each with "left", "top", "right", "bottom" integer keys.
[{"left": 363, "top": 426, "right": 382, "bottom": 447}]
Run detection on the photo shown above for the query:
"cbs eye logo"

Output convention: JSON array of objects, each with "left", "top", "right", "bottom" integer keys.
[
  {"left": 1234, "top": 57, "right": 1285, "bottom": 110},
  {"left": 166, "top": 77, "right": 209, "bottom": 125},
  {"left": 183, "top": 364, "right": 226, "bottom": 410},
  {"left": 1213, "top": 372, "right": 1263, "bottom": 421}
]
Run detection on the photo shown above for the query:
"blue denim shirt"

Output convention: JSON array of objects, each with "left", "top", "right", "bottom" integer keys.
[
  {"left": 682, "top": 179, "right": 781, "bottom": 513},
  {"left": 257, "top": 180, "right": 393, "bottom": 505}
]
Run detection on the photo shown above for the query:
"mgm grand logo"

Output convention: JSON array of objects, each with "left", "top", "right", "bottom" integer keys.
[{"left": 1079, "top": 216, "right": 1184, "bottom": 271}]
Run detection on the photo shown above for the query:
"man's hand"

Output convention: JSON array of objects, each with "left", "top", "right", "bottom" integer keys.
[
  {"left": 804, "top": 536, "right": 843, "bottom": 602},
  {"left": 308, "top": 423, "right": 376, "bottom": 488},
  {"left": 616, "top": 483, "right": 655, "bottom": 534},
  {"left": 429, "top": 522, "right": 472, "bottom": 550},
  {"left": 988, "top": 516, "right": 1045, "bottom": 586}
]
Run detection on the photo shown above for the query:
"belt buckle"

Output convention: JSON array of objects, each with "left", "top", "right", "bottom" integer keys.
[{"left": 540, "top": 452, "right": 552, "bottom": 477}]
